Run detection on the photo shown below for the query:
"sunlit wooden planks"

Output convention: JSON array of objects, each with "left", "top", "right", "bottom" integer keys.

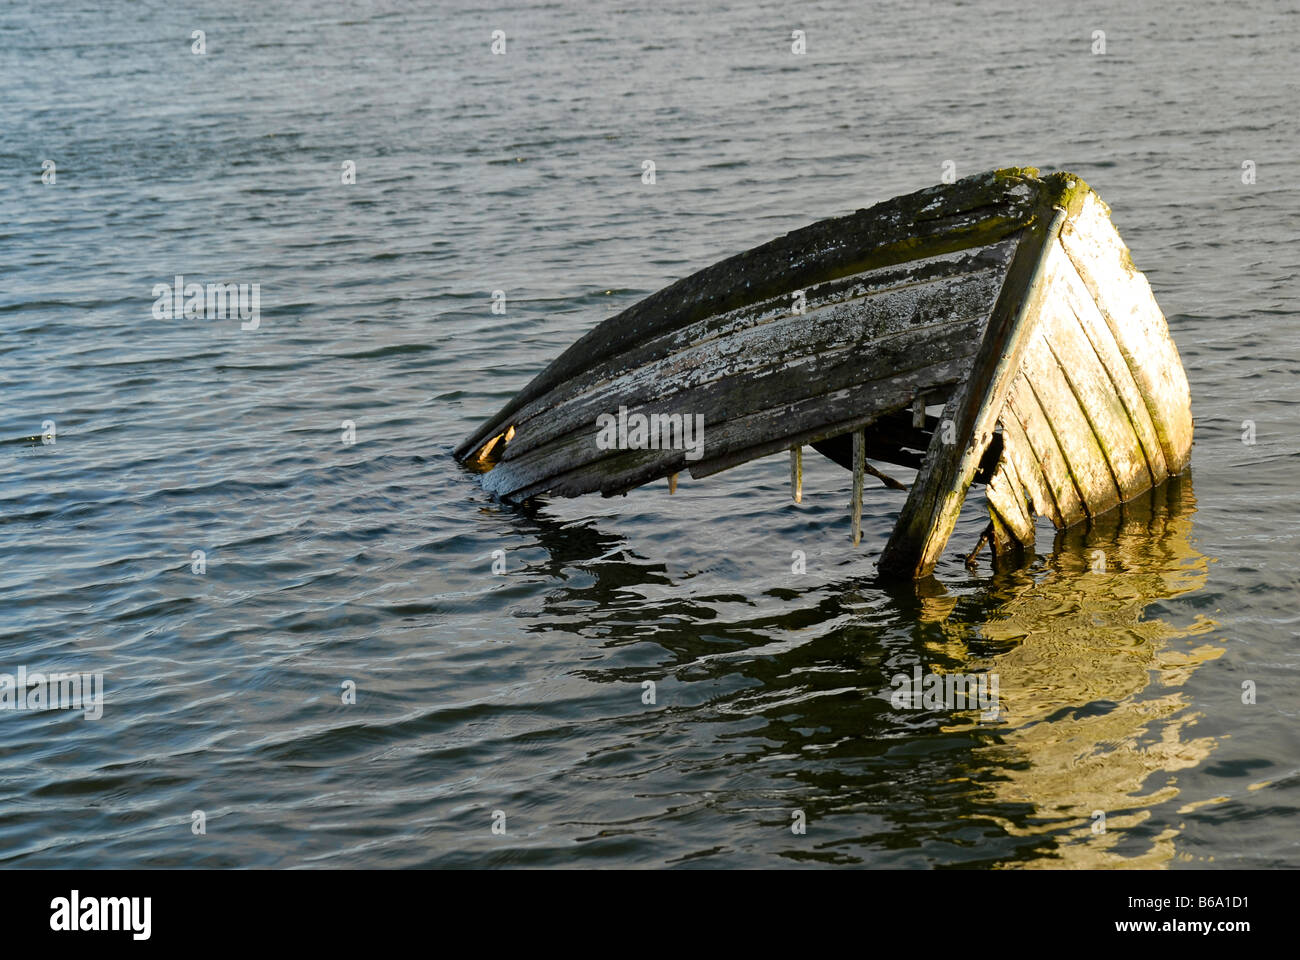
[
  {"left": 1021, "top": 326, "right": 1123, "bottom": 518},
  {"left": 986, "top": 221, "right": 1191, "bottom": 547},
  {"left": 1054, "top": 243, "right": 1170, "bottom": 485},
  {"left": 995, "top": 412, "right": 1061, "bottom": 527},
  {"left": 1058, "top": 193, "right": 1192, "bottom": 475},
  {"left": 1004, "top": 370, "right": 1088, "bottom": 527},
  {"left": 984, "top": 449, "right": 1035, "bottom": 553},
  {"left": 1040, "top": 261, "right": 1152, "bottom": 500}
]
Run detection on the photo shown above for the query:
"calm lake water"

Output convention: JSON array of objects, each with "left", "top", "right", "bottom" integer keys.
[{"left": 2, "top": 0, "right": 1297, "bottom": 868}]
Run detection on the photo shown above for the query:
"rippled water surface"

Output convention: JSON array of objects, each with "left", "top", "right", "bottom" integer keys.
[{"left": 2, "top": 0, "right": 1298, "bottom": 867}]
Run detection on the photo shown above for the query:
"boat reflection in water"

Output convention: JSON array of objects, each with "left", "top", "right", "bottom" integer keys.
[
  {"left": 512, "top": 472, "right": 1219, "bottom": 867},
  {"left": 929, "top": 473, "right": 1221, "bottom": 867}
]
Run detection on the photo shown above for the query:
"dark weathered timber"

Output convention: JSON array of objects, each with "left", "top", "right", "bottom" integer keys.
[
  {"left": 496, "top": 244, "right": 1014, "bottom": 463},
  {"left": 811, "top": 410, "right": 1002, "bottom": 482},
  {"left": 492, "top": 343, "right": 977, "bottom": 501},
  {"left": 851, "top": 430, "right": 866, "bottom": 546},
  {"left": 455, "top": 169, "right": 1044, "bottom": 463},
  {"left": 481, "top": 249, "right": 1013, "bottom": 500},
  {"left": 457, "top": 167, "right": 1194, "bottom": 580}
]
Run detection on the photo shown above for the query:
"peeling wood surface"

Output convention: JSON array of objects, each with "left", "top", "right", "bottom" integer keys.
[
  {"left": 1006, "top": 375, "right": 1089, "bottom": 525},
  {"left": 482, "top": 240, "right": 1017, "bottom": 501},
  {"left": 996, "top": 412, "right": 1062, "bottom": 528},
  {"left": 455, "top": 168, "right": 1047, "bottom": 463},
  {"left": 1021, "top": 321, "right": 1124, "bottom": 518},
  {"left": 1054, "top": 236, "right": 1170, "bottom": 485}
]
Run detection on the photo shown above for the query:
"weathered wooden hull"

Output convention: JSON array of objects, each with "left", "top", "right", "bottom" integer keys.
[
  {"left": 456, "top": 168, "right": 1192, "bottom": 579},
  {"left": 980, "top": 195, "right": 1192, "bottom": 561}
]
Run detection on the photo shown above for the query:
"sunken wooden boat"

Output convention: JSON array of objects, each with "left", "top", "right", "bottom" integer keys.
[{"left": 455, "top": 167, "right": 1193, "bottom": 579}]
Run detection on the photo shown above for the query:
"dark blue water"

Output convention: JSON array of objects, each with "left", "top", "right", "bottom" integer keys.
[{"left": 1, "top": 0, "right": 1297, "bottom": 867}]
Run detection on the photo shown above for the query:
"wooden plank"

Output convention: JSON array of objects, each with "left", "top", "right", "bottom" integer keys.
[
  {"left": 912, "top": 395, "right": 927, "bottom": 428},
  {"left": 1053, "top": 244, "right": 1170, "bottom": 485},
  {"left": 1005, "top": 377, "right": 1088, "bottom": 526},
  {"left": 456, "top": 169, "right": 1047, "bottom": 461},
  {"left": 496, "top": 258, "right": 1011, "bottom": 465},
  {"left": 1034, "top": 255, "right": 1152, "bottom": 500},
  {"left": 1057, "top": 193, "right": 1192, "bottom": 474},
  {"left": 996, "top": 413, "right": 1061, "bottom": 527},
  {"left": 1019, "top": 328, "right": 1123, "bottom": 518},
  {"left": 685, "top": 354, "right": 969, "bottom": 480},
  {"left": 878, "top": 206, "right": 1069, "bottom": 579},
  {"left": 986, "top": 511, "right": 1017, "bottom": 561},
  {"left": 1001, "top": 453, "right": 1037, "bottom": 544},
  {"left": 852, "top": 430, "right": 865, "bottom": 546},
  {"left": 499, "top": 352, "right": 973, "bottom": 501},
  {"left": 865, "top": 462, "right": 908, "bottom": 490},
  {"left": 488, "top": 317, "right": 985, "bottom": 500},
  {"left": 985, "top": 455, "right": 1035, "bottom": 547},
  {"left": 499, "top": 242, "right": 1019, "bottom": 450},
  {"left": 1041, "top": 323, "right": 1150, "bottom": 501}
]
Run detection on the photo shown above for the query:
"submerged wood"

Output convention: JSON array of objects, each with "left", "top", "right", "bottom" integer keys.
[
  {"left": 456, "top": 167, "right": 1194, "bottom": 579},
  {"left": 852, "top": 430, "right": 865, "bottom": 546}
]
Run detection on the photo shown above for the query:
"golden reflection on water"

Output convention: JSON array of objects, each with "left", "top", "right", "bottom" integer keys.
[{"left": 932, "top": 475, "right": 1222, "bottom": 867}]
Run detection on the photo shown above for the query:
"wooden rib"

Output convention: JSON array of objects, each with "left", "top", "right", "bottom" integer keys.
[
  {"left": 968, "top": 521, "right": 996, "bottom": 564},
  {"left": 997, "top": 413, "right": 1061, "bottom": 527},
  {"left": 790, "top": 447, "right": 802, "bottom": 503},
  {"left": 1038, "top": 283, "right": 1152, "bottom": 500},
  {"left": 1002, "top": 453, "right": 1037, "bottom": 545},
  {"left": 1019, "top": 328, "right": 1122, "bottom": 517},
  {"left": 912, "top": 395, "right": 927, "bottom": 428},
  {"left": 866, "top": 462, "right": 907, "bottom": 490},
  {"left": 1054, "top": 240, "right": 1169, "bottom": 484},
  {"left": 987, "top": 442, "right": 1029, "bottom": 538},
  {"left": 1057, "top": 193, "right": 1192, "bottom": 474},
  {"left": 986, "top": 512, "right": 1016, "bottom": 561},
  {"left": 986, "top": 463, "right": 1034, "bottom": 548},
  {"left": 668, "top": 472, "right": 678, "bottom": 494},
  {"left": 1005, "top": 375, "right": 1087, "bottom": 526}
]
